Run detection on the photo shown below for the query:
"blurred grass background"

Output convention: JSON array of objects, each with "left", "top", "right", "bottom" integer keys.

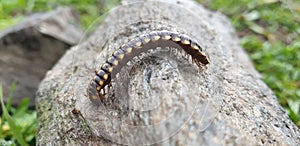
[{"left": 0, "top": 0, "right": 299, "bottom": 145}]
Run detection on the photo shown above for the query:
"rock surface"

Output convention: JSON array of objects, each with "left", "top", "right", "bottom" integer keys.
[
  {"left": 0, "top": 7, "right": 83, "bottom": 107},
  {"left": 36, "top": 0, "right": 300, "bottom": 145}
]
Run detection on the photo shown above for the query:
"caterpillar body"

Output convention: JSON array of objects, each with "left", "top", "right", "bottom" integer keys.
[{"left": 87, "top": 30, "right": 210, "bottom": 104}]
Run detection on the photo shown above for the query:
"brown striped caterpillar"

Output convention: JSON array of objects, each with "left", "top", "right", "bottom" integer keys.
[{"left": 87, "top": 30, "right": 210, "bottom": 104}]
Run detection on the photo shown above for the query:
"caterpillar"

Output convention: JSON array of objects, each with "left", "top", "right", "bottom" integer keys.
[{"left": 87, "top": 30, "right": 210, "bottom": 104}]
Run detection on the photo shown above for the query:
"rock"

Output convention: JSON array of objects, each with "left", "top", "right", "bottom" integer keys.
[
  {"left": 36, "top": 0, "right": 300, "bottom": 145},
  {"left": 0, "top": 7, "right": 83, "bottom": 107}
]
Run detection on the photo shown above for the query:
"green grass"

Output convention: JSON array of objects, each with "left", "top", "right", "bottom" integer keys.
[
  {"left": 0, "top": 0, "right": 299, "bottom": 145},
  {"left": 0, "top": 83, "right": 36, "bottom": 146},
  {"left": 0, "top": 0, "right": 120, "bottom": 30},
  {"left": 197, "top": 0, "right": 300, "bottom": 126}
]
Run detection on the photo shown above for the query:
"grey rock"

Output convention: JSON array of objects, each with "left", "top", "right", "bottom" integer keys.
[
  {"left": 0, "top": 7, "right": 83, "bottom": 107},
  {"left": 36, "top": 0, "right": 300, "bottom": 145}
]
